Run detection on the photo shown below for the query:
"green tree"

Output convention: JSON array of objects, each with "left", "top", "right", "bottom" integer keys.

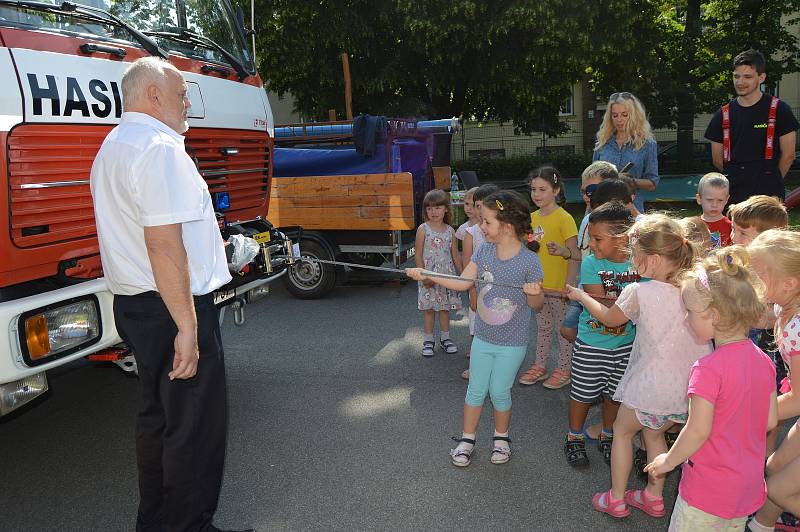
[
  {"left": 253, "top": 0, "right": 598, "bottom": 134},
  {"left": 588, "top": 0, "right": 800, "bottom": 168}
]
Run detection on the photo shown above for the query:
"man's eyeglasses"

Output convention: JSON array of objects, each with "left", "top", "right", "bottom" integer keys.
[
  {"left": 610, "top": 92, "right": 633, "bottom": 100},
  {"left": 581, "top": 184, "right": 599, "bottom": 197}
]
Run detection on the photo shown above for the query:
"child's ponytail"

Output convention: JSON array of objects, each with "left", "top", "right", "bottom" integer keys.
[
  {"left": 673, "top": 237, "right": 698, "bottom": 282},
  {"left": 681, "top": 245, "right": 765, "bottom": 333},
  {"left": 715, "top": 246, "right": 748, "bottom": 277}
]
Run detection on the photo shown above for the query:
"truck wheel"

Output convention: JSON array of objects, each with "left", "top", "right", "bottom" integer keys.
[{"left": 284, "top": 240, "right": 337, "bottom": 299}]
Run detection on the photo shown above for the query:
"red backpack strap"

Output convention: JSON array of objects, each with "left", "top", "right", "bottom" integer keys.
[
  {"left": 765, "top": 96, "right": 779, "bottom": 160},
  {"left": 722, "top": 103, "right": 731, "bottom": 163}
]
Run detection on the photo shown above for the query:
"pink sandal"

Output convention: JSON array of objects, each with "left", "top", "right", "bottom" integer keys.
[
  {"left": 624, "top": 489, "right": 666, "bottom": 518},
  {"left": 592, "top": 490, "right": 630, "bottom": 518}
]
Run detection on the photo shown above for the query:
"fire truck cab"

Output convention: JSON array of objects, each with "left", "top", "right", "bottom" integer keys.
[{"left": 0, "top": 0, "right": 289, "bottom": 415}]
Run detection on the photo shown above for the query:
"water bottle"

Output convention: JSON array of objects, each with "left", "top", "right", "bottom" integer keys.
[{"left": 450, "top": 173, "right": 460, "bottom": 201}]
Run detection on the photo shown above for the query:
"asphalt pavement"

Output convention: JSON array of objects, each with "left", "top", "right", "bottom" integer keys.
[{"left": 0, "top": 279, "right": 675, "bottom": 531}]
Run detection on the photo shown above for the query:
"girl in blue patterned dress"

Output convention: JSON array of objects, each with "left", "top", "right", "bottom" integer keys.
[{"left": 415, "top": 189, "right": 463, "bottom": 357}]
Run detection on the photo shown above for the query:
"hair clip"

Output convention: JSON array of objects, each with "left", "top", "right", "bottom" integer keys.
[
  {"left": 697, "top": 268, "right": 710, "bottom": 290},
  {"left": 496, "top": 199, "right": 504, "bottom": 210},
  {"left": 553, "top": 175, "right": 558, "bottom": 184},
  {"left": 726, "top": 254, "right": 733, "bottom": 265}
]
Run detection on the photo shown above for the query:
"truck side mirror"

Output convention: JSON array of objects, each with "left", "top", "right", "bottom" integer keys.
[{"left": 235, "top": 6, "right": 255, "bottom": 36}]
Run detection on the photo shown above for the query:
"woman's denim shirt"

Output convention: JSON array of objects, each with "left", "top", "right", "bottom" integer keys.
[{"left": 593, "top": 137, "right": 659, "bottom": 212}]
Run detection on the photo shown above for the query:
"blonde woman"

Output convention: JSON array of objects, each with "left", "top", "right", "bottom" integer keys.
[{"left": 593, "top": 92, "right": 659, "bottom": 213}]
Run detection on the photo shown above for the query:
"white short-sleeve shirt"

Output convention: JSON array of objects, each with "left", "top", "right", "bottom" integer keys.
[{"left": 90, "top": 112, "right": 232, "bottom": 296}]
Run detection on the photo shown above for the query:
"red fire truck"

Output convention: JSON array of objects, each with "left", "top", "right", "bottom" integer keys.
[{"left": 0, "top": 0, "right": 291, "bottom": 415}]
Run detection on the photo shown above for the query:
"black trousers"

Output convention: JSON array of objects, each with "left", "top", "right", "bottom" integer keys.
[
  {"left": 725, "top": 160, "right": 784, "bottom": 205},
  {"left": 114, "top": 292, "right": 228, "bottom": 532}
]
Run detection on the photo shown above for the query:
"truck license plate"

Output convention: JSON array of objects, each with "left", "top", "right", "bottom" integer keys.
[{"left": 213, "top": 289, "right": 235, "bottom": 305}]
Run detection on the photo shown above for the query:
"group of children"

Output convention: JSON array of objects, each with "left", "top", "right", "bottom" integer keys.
[{"left": 405, "top": 161, "right": 800, "bottom": 531}]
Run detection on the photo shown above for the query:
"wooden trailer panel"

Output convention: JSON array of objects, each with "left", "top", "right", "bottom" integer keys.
[
  {"left": 269, "top": 172, "right": 416, "bottom": 230},
  {"left": 433, "top": 166, "right": 451, "bottom": 191}
]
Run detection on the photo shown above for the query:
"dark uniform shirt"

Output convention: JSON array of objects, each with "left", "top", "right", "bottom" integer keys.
[{"left": 705, "top": 94, "right": 799, "bottom": 202}]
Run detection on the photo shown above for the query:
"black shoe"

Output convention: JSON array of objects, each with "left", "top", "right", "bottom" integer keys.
[
  {"left": 564, "top": 435, "right": 589, "bottom": 467},
  {"left": 633, "top": 446, "right": 648, "bottom": 479},
  {"left": 598, "top": 432, "right": 613, "bottom": 465}
]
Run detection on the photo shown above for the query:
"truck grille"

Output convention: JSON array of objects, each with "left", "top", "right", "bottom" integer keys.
[{"left": 8, "top": 124, "right": 270, "bottom": 249}]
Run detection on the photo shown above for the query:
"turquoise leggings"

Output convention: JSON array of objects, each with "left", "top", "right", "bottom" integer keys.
[{"left": 465, "top": 337, "right": 527, "bottom": 411}]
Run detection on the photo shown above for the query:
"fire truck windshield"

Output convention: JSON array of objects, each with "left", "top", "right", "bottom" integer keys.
[{"left": 0, "top": 0, "right": 253, "bottom": 73}]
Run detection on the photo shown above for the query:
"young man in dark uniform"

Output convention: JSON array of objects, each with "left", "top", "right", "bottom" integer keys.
[{"left": 704, "top": 49, "right": 798, "bottom": 204}]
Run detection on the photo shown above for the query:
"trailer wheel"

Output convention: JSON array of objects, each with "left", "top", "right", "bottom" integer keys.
[{"left": 284, "top": 240, "right": 337, "bottom": 299}]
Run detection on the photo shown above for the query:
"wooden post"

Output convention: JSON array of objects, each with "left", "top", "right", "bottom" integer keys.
[
  {"left": 328, "top": 109, "right": 337, "bottom": 121},
  {"left": 341, "top": 52, "right": 353, "bottom": 120}
]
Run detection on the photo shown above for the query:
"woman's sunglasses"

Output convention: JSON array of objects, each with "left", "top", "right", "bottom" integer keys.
[
  {"left": 581, "top": 184, "right": 599, "bottom": 197},
  {"left": 609, "top": 92, "right": 633, "bottom": 100}
]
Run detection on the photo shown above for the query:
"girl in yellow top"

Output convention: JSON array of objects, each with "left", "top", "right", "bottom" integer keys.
[{"left": 519, "top": 166, "right": 580, "bottom": 389}]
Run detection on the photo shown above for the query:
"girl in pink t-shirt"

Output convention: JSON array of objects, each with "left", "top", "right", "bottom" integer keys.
[
  {"left": 747, "top": 230, "right": 800, "bottom": 531},
  {"left": 567, "top": 214, "right": 710, "bottom": 519},
  {"left": 646, "top": 247, "right": 778, "bottom": 531}
]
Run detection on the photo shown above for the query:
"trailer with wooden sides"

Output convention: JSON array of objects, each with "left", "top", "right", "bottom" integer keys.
[{"left": 271, "top": 118, "right": 456, "bottom": 298}]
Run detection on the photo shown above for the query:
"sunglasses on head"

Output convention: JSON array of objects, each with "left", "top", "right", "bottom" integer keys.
[
  {"left": 610, "top": 92, "right": 633, "bottom": 100},
  {"left": 581, "top": 184, "right": 599, "bottom": 197}
]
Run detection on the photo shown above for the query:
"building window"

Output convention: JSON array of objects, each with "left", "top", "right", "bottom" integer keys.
[{"left": 559, "top": 89, "right": 574, "bottom": 116}]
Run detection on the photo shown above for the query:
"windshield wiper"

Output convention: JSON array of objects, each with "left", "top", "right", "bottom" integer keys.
[
  {"left": 144, "top": 28, "right": 249, "bottom": 81},
  {"left": 0, "top": 0, "right": 168, "bottom": 59}
]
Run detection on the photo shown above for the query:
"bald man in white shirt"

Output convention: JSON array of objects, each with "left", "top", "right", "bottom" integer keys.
[{"left": 91, "top": 57, "right": 252, "bottom": 532}]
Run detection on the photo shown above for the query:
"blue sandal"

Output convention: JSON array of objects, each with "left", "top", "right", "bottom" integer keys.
[{"left": 581, "top": 427, "right": 598, "bottom": 442}]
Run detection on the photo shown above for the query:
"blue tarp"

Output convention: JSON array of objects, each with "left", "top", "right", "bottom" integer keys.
[
  {"left": 274, "top": 119, "right": 457, "bottom": 139},
  {"left": 273, "top": 146, "right": 388, "bottom": 177}
]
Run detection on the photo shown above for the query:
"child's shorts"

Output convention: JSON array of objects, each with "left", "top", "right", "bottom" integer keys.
[
  {"left": 562, "top": 299, "right": 582, "bottom": 329},
  {"left": 635, "top": 410, "right": 687, "bottom": 430},
  {"left": 570, "top": 339, "right": 633, "bottom": 403},
  {"left": 668, "top": 494, "right": 747, "bottom": 531}
]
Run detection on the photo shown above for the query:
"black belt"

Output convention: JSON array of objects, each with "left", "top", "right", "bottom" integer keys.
[{"left": 122, "top": 291, "right": 213, "bottom": 302}]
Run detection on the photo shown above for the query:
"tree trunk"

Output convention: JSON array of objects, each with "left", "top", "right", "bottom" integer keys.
[
  {"left": 581, "top": 72, "right": 600, "bottom": 153},
  {"left": 676, "top": 0, "right": 701, "bottom": 170}
]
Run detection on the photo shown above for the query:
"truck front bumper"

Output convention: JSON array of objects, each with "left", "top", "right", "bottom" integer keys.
[{"left": 0, "top": 278, "right": 120, "bottom": 415}]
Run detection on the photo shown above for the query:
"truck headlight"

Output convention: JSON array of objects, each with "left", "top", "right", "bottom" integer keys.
[{"left": 19, "top": 297, "right": 101, "bottom": 366}]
